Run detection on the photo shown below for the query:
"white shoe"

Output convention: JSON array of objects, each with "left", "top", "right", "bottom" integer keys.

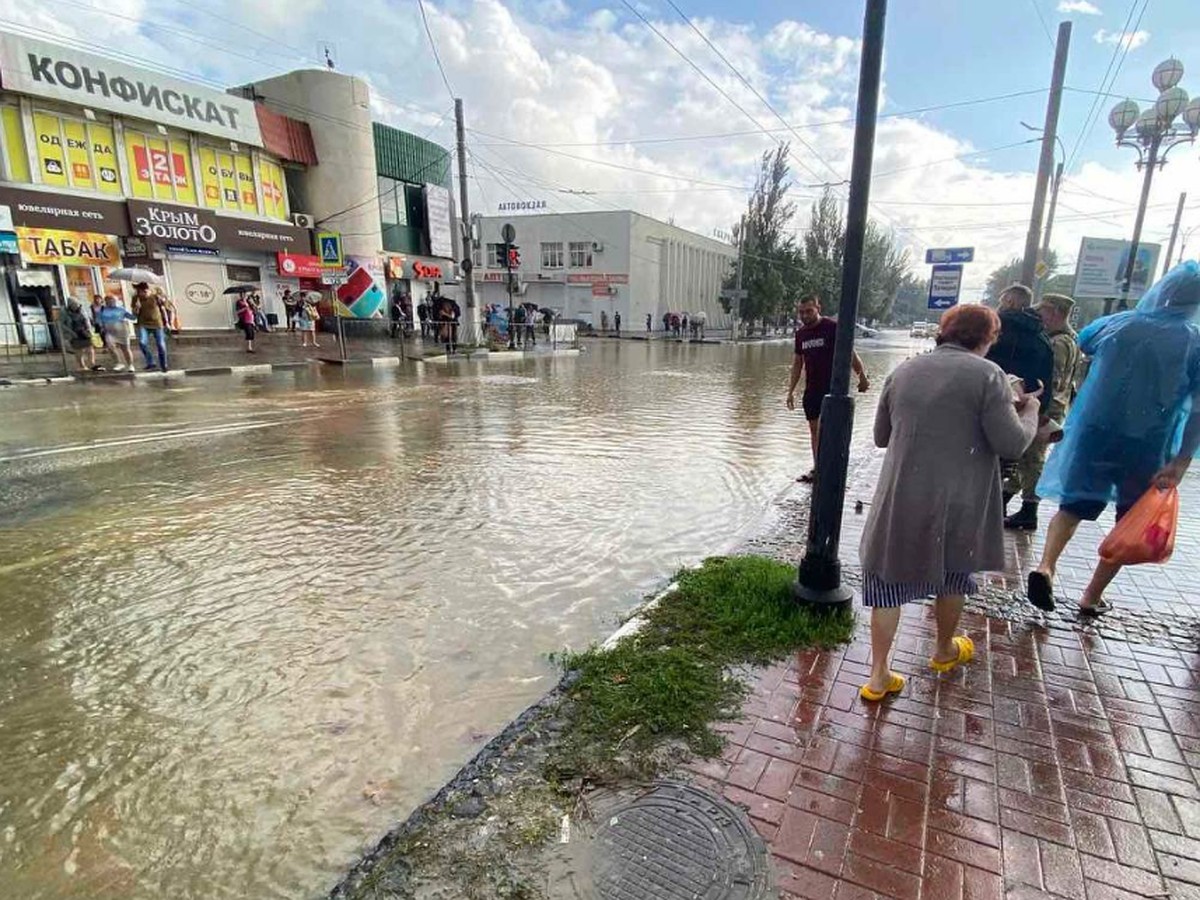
[{"left": 113, "top": 364, "right": 126, "bottom": 372}]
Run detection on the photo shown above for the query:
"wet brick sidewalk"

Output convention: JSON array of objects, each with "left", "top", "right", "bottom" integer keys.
[{"left": 711, "top": 432, "right": 1200, "bottom": 899}]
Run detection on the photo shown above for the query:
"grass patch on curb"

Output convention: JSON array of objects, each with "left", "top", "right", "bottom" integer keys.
[{"left": 550, "top": 555, "right": 854, "bottom": 783}]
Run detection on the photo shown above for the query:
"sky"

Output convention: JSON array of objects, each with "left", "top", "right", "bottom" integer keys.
[{"left": 1, "top": 0, "right": 1198, "bottom": 296}]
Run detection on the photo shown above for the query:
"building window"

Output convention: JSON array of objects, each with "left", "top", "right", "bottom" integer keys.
[
  {"left": 377, "top": 175, "right": 409, "bottom": 228},
  {"left": 541, "top": 241, "right": 564, "bottom": 269},
  {"left": 30, "top": 109, "right": 121, "bottom": 195},
  {"left": 486, "top": 242, "right": 505, "bottom": 267},
  {"left": 124, "top": 129, "right": 197, "bottom": 204},
  {"left": 569, "top": 241, "right": 592, "bottom": 268},
  {"left": 472, "top": 243, "right": 482, "bottom": 267}
]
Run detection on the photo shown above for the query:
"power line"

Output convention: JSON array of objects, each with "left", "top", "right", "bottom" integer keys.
[
  {"left": 1063, "top": 0, "right": 1147, "bottom": 173},
  {"left": 1028, "top": 0, "right": 1056, "bottom": 48},
  {"left": 417, "top": 0, "right": 455, "bottom": 102}
]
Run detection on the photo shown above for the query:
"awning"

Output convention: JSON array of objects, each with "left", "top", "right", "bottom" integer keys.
[{"left": 255, "top": 105, "right": 318, "bottom": 166}]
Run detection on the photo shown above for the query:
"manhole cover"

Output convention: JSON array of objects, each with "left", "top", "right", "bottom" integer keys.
[{"left": 587, "top": 782, "right": 772, "bottom": 900}]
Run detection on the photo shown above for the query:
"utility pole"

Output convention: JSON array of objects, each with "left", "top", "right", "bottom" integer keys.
[
  {"left": 734, "top": 213, "right": 745, "bottom": 340},
  {"left": 794, "top": 0, "right": 887, "bottom": 609},
  {"left": 1165, "top": 191, "right": 1187, "bottom": 273},
  {"left": 1115, "top": 134, "right": 1160, "bottom": 311},
  {"left": 1021, "top": 21, "right": 1071, "bottom": 288},
  {"left": 1034, "top": 160, "right": 1064, "bottom": 304},
  {"left": 454, "top": 98, "right": 480, "bottom": 346}
]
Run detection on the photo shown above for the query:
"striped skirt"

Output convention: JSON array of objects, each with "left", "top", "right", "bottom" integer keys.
[{"left": 862, "top": 571, "right": 977, "bottom": 608}]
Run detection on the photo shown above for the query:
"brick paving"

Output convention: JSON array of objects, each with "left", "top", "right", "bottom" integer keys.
[{"left": 705, "top": 438, "right": 1200, "bottom": 898}]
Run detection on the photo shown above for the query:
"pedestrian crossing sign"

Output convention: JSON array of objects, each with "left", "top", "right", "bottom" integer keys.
[{"left": 317, "top": 231, "right": 343, "bottom": 268}]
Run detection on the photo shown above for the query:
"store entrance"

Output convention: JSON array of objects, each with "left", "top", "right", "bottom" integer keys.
[{"left": 14, "top": 267, "right": 62, "bottom": 352}]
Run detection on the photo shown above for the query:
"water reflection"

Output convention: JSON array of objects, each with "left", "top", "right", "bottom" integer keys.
[{"left": 0, "top": 338, "right": 908, "bottom": 899}]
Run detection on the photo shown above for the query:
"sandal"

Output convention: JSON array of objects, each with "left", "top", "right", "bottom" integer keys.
[
  {"left": 1027, "top": 571, "right": 1055, "bottom": 612},
  {"left": 930, "top": 636, "right": 975, "bottom": 674},
  {"left": 859, "top": 672, "right": 906, "bottom": 702},
  {"left": 1078, "top": 599, "right": 1113, "bottom": 618}
]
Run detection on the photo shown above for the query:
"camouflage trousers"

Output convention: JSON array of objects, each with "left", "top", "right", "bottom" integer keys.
[{"left": 1002, "top": 438, "right": 1048, "bottom": 502}]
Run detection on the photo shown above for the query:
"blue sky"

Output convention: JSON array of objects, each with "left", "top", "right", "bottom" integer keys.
[{"left": 1, "top": 0, "right": 1198, "bottom": 292}]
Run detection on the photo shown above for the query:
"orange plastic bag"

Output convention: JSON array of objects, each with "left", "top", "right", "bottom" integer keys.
[{"left": 1098, "top": 486, "right": 1179, "bottom": 566}]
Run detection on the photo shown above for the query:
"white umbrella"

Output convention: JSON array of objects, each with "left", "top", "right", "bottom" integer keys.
[{"left": 109, "top": 267, "right": 164, "bottom": 285}]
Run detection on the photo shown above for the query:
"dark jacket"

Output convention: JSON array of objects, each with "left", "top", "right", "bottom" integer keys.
[{"left": 986, "top": 308, "right": 1054, "bottom": 412}]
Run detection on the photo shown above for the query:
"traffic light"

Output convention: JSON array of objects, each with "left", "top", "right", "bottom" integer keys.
[{"left": 507, "top": 245, "right": 521, "bottom": 269}]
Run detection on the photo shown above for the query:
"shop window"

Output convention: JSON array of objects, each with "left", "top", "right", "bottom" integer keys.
[
  {"left": 259, "top": 157, "right": 288, "bottom": 221},
  {"left": 124, "top": 130, "right": 196, "bottom": 204},
  {"left": 569, "top": 241, "right": 592, "bottom": 268},
  {"left": 541, "top": 242, "right": 564, "bottom": 269},
  {"left": 29, "top": 110, "right": 120, "bottom": 194},
  {"left": 1, "top": 106, "right": 29, "bottom": 182}
]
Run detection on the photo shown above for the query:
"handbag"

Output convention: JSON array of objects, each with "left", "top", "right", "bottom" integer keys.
[{"left": 1098, "top": 486, "right": 1179, "bottom": 566}]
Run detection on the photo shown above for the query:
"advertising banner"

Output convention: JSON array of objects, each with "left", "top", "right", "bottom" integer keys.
[
  {"left": 335, "top": 256, "right": 386, "bottom": 318},
  {"left": 424, "top": 183, "right": 453, "bottom": 259},
  {"left": 1073, "top": 237, "right": 1162, "bottom": 301},
  {"left": 276, "top": 252, "right": 322, "bottom": 278},
  {"left": 0, "top": 31, "right": 262, "bottom": 145},
  {"left": 128, "top": 199, "right": 310, "bottom": 253},
  {"left": 0, "top": 185, "right": 128, "bottom": 232}
]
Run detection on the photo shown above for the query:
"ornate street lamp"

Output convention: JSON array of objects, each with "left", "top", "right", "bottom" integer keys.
[{"left": 1108, "top": 58, "right": 1200, "bottom": 309}]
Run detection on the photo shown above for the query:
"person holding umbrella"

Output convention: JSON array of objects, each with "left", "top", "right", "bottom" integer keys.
[
  {"left": 132, "top": 282, "right": 169, "bottom": 371},
  {"left": 234, "top": 292, "right": 256, "bottom": 352}
]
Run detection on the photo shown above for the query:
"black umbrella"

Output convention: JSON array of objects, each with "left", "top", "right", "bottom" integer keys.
[{"left": 223, "top": 284, "right": 259, "bottom": 295}]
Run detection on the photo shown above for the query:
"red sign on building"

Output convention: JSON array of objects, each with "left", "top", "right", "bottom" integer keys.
[{"left": 276, "top": 252, "right": 323, "bottom": 278}]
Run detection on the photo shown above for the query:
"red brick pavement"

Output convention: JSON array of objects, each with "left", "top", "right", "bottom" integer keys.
[{"left": 687, "top": 606, "right": 1200, "bottom": 900}]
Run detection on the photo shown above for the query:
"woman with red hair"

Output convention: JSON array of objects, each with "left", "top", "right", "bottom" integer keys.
[{"left": 857, "top": 304, "right": 1040, "bottom": 701}]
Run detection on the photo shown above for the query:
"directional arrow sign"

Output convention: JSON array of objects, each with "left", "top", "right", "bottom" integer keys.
[
  {"left": 925, "top": 247, "right": 974, "bottom": 265},
  {"left": 928, "top": 264, "right": 963, "bottom": 310}
]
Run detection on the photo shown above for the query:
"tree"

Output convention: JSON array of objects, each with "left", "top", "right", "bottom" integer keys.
[
  {"left": 984, "top": 251, "right": 1059, "bottom": 305},
  {"left": 888, "top": 274, "right": 928, "bottom": 325},
  {"left": 859, "top": 222, "right": 913, "bottom": 322},
  {"left": 724, "top": 144, "right": 799, "bottom": 328}
]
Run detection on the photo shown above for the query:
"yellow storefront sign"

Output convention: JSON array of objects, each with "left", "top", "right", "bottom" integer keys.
[{"left": 17, "top": 227, "right": 121, "bottom": 266}]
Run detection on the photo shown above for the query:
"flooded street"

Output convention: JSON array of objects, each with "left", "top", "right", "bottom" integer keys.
[{"left": 0, "top": 338, "right": 910, "bottom": 899}]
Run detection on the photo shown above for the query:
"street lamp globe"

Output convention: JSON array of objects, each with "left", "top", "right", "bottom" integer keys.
[
  {"left": 1184, "top": 97, "right": 1200, "bottom": 135},
  {"left": 1155, "top": 86, "right": 1189, "bottom": 125},
  {"left": 1135, "top": 107, "right": 1161, "bottom": 140},
  {"left": 1153, "top": 57, "right": 1185, "bottom": 91},
  {"left": 1108, "top": 99, "right": 1140, "bottom": 136}
]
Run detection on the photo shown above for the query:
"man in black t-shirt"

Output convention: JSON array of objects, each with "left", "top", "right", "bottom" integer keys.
[{"left": 786, "top": 295, "right": 870, "bottom": 483}]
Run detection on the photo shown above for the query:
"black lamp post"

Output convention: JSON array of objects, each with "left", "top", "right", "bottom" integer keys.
[
  {"left": 1107, "top": 59, "right": 1200, "bottom": 311},
  {"left": 794, "top": 0, "right": 888, "bottom": 610}
]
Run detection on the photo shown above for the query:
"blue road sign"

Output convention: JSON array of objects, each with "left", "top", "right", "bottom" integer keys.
[
  {"left": 317, "top": 231, "right": 343, "bottom": 268},
  {"left": 928, "top": 264, "right": 963, "bottom": 310},
  {"left": 925, "top": 247, "right": 975, "bottom": 265}
]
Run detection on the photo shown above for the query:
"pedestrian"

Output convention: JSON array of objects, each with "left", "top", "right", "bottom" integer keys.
[
  {"left": 601, "top": 310, "right": 609, "bottom": 333},
  {"left": 786, "top": 295, "right": 870, "bottom": 483},
  {"left": 614, "top": 311, "right": 621, "bottom": 336},
  {"left": 159, "top": 291, "right": 181, "bottom": 334},
  {"left": 1027, "top": 261, "right": 1200, "bottom": 615},
  {"left": 525, "top": 305, "right": 537, "bottom": 347},
  {"left": 859, "top": 304, "right": 1040, "bottom": 701},
  {"left": 681, "top": 313, "right": 689, "bottom": 338},
  {"left": 132, "top": 282, "right": 168, "bottom": 371},
  {"left": 986, "top": 283, "right": 1054, "bottom": 509},
  {"left": 249, "top": 292, "right": 270, "bottom": 333},
  {"left": 297, "top": 295, "right": 320, "bottom": 348},
  {"left": 695, "top": 310, "right": 707, "bottom": 340},
  {"left": 417, "top": 298, "right": 430, "bottom": 339},
  {"left": 282, "top": 289, "right": 299, "bottom": 333},
  {"left": 89, "top": 293, "right": 106, "bottom": 347},
  {"left": 63, "top": 299, "right": 97, "bottom": 372},
  {"left": 513, "top": 304, "right": 527, "bottom": 349},
  {"left": 235, "top": 292, "right": 257, "bottom": 352},
  {"left": 390, "top": 287, "right": 405, "bottom": 339},
  {"left": 439, "top": 295, "right": 459, "bottom": 353},
  {"left": 646, "top": 313, "right": 652, "bottom": 334},
  {"left": 96, "top": 295, "right": 136, "bottom": 371},
  {"left": 1004, "top": 293, "right": 1082, "bottom": 531},
  {"left": 662, "top": 311, "right": 670, "bottom": 335}
]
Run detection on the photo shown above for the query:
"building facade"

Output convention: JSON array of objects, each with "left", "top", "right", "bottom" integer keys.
[
  {"left": 244, "top": 70, "right": 456, "bottom": 321},
  {"left": 475, "top": 211, "right": 735, "bottom": 330},
  {"left": 0, "top": 30, "right": 319, "bottom": 344}
]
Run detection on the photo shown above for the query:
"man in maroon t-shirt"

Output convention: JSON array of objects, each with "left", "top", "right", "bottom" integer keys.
[{"left": 786, "top": 295, "right": 870, "bottom": 482}]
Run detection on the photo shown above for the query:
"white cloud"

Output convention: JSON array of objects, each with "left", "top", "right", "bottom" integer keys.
[
  {"left": 1094, "top": 28, "right": 1150, "bottom": 51},
  {"left": 1057, "top": 1, "right": 1102, "bottom": 15},
  {"left": 0, "top": 0, "right": 1193, "bottom": 295}
]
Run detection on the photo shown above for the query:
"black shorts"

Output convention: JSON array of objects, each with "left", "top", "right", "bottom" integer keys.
[
  {"left": 240, "top": 321, "right": 256, "bottom": 340},
  {"left": 802, "top": 391, "right": 824, "bottom": 422}
]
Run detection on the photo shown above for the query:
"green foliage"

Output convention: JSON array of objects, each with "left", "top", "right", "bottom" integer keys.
[
  {"left": 550, "top": 556, "right": 855, "bottom": 782},
  {"left": 984, "top": 251, "right": 1060, "bottom": 305}
]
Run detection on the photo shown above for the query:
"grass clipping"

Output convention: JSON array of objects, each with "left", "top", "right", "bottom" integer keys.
[{"left": 550, "top": 555, "right": 854, "bottom": 783}]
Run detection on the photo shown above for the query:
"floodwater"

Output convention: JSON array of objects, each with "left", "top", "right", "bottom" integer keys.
[{"left": 0, "top": 337, "right": 910, "bottom": 899}]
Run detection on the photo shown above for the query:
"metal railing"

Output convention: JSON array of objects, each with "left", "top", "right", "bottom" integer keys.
[{"left": 0, "top": 321, "right": 70, "bottom": 378}]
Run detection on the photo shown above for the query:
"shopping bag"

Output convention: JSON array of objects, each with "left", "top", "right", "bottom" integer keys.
[
  {"left": 1098, "top": 486, "right": 1179, "bottom": 566},
  {"left": 90, "top": 332, "right": 103, "bottom": 349}
]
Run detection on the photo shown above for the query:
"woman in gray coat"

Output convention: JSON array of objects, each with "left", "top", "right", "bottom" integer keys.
[{"left": 859, "top": 305, "right": 1039, "bottom": 701}]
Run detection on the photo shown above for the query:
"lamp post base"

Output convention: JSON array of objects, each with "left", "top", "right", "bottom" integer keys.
[{"left": 793, "top": 554, "right": 854, "bottom": 610}]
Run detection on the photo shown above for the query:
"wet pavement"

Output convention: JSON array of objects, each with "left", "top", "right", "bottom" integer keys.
[
  {"left": 0, "top": 336, "right": 911, "bottom": 900},
  {"left": 695, "top": 370, "right": 1200, "bottom": 900}
]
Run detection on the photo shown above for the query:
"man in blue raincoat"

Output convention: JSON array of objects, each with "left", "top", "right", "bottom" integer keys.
[{"left": 1027, "top": 262, "right": 1200, "bottom": 614}]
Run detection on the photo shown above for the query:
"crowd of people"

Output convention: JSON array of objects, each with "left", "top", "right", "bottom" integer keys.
[
  {"left": 657, "top": 310, "right": 707, "bottom": 339},
  {"left": 62, "top": 282, "right": 181, "bottom": 372},
  {"left": 785, "top": 262, "right": 1200, "bottom": 703}
]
